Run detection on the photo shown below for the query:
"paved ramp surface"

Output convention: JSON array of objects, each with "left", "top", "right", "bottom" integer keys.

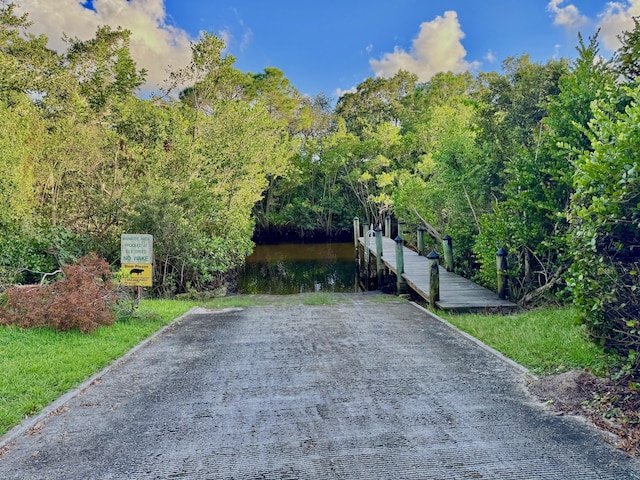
[{"left": 1, "top": 299, "right": 640, "bottom": 479}]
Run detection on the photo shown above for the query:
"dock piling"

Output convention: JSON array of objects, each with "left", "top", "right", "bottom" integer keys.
[
  {"left": 417, "top": 226, "right": 426, "bottom": 256},
  {"left": 395, "top": 236, "right": 407, "bottom": 294},
  {"left": 496, "top": 247, "right": 508, "bottom": 299},
  {"left": 443, "top": 235, "right": 453, "bottom": 272},
  {"left": 397, "top": 219, "right": 406, "bottom": 240},
  {"left": 375, "top": 226, "right": 384, "bottom": 286},
  {"left": 427, "top": 250, "right": 440, "bottom": 309}
]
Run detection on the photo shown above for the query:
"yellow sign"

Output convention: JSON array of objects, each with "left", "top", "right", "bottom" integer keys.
[{"left": 121, "top": 263, "right": 153, "bottom": 287}]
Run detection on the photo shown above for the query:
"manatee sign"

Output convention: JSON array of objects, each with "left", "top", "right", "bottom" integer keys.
[{"left": 121, "top": 234, "right": 153, "bottom": 287}]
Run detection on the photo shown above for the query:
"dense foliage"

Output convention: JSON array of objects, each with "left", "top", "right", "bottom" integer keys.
[
  {"left": 1, "top": 4, "right": 639, "bottom": 360},
  {"left": 0, "top": 4, "right": 301, "bottom": 295},
  {"left": 568, "top": 86, "right": 640, "bottom": 357}
]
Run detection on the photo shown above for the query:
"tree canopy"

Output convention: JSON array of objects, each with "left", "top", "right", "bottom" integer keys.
[{"left": 2, "top": 5, "right": 640, "bottom": 363}]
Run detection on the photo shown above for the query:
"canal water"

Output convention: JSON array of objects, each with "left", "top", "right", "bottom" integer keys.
[{"left": 237, "top": 242, "right": 358, "bottom": 294}]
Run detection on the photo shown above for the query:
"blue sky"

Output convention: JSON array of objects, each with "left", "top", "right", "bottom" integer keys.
[{"left": 15, "top": 1, "right": 639, "bottom": 98}]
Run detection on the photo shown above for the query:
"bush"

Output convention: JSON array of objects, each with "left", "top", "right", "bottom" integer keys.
[
  {"left": 568, "top": 86, "right": 640, "bottom": 359},
  {"left": 0, "top": 227, "right": 56, "bottom": 289},
  {"left": 0, "top": 254, "right": 117, "bottom": 333}
]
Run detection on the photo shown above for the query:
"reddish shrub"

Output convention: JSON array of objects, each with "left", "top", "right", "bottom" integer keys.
[{"left": 0, "top": 254, "right": 117, "bottom": 333}]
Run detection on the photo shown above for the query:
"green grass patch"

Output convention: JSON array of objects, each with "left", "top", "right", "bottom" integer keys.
[
  {"left": 0, "top": 299, "right": 197, "bottom": 436},
  {"left": 199, "top": 292, "right": 405, "bottom": 307},
  {"left": 439, "top": 306, "right": 620, "bottom": 376}
]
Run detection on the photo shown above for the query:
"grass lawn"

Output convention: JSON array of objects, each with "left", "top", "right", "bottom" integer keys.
[
  {"left": 0, "top": 299, "right": 199, "bottom": 436},
  {"left": 438, "top": 306, "right": 620, "bottom": 376}
]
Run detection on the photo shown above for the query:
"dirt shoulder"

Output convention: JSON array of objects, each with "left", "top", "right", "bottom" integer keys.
[{"left": 529, "top": 369, "right": 640, "bottom": 455}]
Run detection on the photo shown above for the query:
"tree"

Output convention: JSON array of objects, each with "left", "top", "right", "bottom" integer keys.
[
  {"left": 614, "top": 17, "right": 640, "bottom": 82},
  {"left": 172, "top": 32, "right": 243, "bottom": 113},
  {"left": 394, "top": 72, "right": 483, "bottom": 268},
  {"left": 335, "top": 71, "right": 417, "bottom": 138},
  {"left": 65, "top": 26, "right": 146, "bottom": 113},
  {"left": 126, "top": 33, "right": 294, "bottom": 294},
  {"left": 568, "top": 84, "right": 640, "bottom": 359},
  {"left": 472, "top": 56, "right": 570, "bottom": 299},
  {"left": 0, "top": 2, "right": 59, "bottom": 103},
  {"left": 0, "top": 3, "right": 67, "bottom": 286},
  {"left": 246, "top": 67, "right": 299, "bottom": 127}
]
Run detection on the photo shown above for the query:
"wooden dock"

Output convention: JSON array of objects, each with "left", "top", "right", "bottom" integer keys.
[{"left": 358, "top": 236, "right": 517, "bottom": 312}]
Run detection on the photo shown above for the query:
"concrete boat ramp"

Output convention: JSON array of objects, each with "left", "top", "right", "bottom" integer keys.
[{"left": 1, "top": 298, "right": 638, "bottom": 479}]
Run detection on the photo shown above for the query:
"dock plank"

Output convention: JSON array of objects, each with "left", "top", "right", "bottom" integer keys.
[{"left": 358, "top": 236, "right": 517, "bottom": 312}]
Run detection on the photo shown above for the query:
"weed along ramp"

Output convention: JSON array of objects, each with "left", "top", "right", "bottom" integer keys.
[{"left": 1, "top": 299, "right": 639, "bottom": 479}]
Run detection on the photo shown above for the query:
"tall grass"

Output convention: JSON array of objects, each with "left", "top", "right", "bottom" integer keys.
[{"left": 439, "top": 306, "right": 619, "bottom": 375}]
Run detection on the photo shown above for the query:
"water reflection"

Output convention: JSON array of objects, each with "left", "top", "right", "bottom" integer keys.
[{"left": 237, "top": 242, "right": 357, "bottom": 294}]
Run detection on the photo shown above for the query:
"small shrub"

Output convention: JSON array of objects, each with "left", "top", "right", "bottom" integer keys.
[{"left": 0, "top": 254, "right": 117, "bottom": 333}]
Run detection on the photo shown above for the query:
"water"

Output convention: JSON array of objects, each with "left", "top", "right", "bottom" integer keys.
[{"left": 237, "top": 242, "right": 357, "bottom": 294}]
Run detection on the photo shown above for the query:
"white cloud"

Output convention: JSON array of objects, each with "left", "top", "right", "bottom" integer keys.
[
  {"left": 240, "top": 28, "right": 253, "bottom": 52},
  {"left": 15, "top": 0, "right": 194, "bottom": 92},
  {"left": 219, "top": 29, "right": 233, "bottom": 49},
  {"left": 597, "top": 0, "right": 640, "bottom": 51},
  {"left": 546, "top": 0, "right": 588, "bottom": 31},
  {"left": 484, "top": 50, "right": 497, "bottom": 64},
  {"left": 335, "top": 86, "right": 357, "bottom": 98},
  {"left": 369, "top": 11, "right": 479, "bottom": 82},
  {"left": 231, "top": 9, "right": 253, "bottom": 52}
]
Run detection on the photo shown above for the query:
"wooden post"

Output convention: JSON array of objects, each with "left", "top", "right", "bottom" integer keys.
[
  {"left": 427, "top": 250, "right": 440, "bottom": 309},
  {"left": 395, "top": 235, "right": 407, "bottom": 294},
  {"left": 355, "top": 241, "right": 361, "bottom": 288},
  {"left": 443, "top": 234, "right": 454, "bottom": 272},
  {"left": 134, "top": 286, "right": 142, "bottom": 307},
  {"left": 353, "top": 216, "right": 360, "bottom": 247},
  {"left": 385, "top": 216, "right": 391, "bottom": 239},
  {"left": 397, "top": 218, "right": 406, "bottom": 240},
  {"left": 375, "top": 226, "right": 384, "bottom": 287},
  {"left": 417, "top": 226, "right": 426, "bottom": 256},
  {"left": 496, "top": 247, "right": 508, "bottom": 299}
]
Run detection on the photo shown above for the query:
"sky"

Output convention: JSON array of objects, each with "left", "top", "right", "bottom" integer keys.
[{"left": 12, "top": 1, "right": 640, "bottom": 99}]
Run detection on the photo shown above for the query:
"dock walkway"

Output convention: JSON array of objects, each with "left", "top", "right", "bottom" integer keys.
[{"left": 359, "top": 236, "right": 517, "bottom": 311}]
